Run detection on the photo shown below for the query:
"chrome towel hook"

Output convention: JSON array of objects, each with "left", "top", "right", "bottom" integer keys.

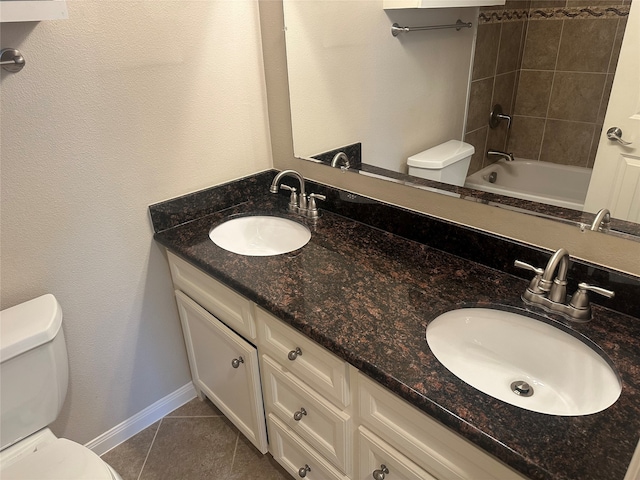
[{"left": 1, "top": 48, "right": 26, "bottom": 73}]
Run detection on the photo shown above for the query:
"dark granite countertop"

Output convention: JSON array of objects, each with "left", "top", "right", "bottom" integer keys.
[{"left": 151, "top": 173, "right": 640, "bottom": 480}]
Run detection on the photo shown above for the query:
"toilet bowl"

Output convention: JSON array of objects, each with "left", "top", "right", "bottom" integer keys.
[
  {"left": 407, "top": 140, "right": 474, "bottom": 187},
  {"left": 0, "top": 294, "right": 122, "bottom": 480}
]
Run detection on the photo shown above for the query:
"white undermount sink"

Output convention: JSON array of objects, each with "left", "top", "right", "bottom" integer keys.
[
  {"left": 426, "top": 308, "right": 621, "bottom": 416},
  {"left": 209, "top": 216, "right": 311, "bottom": 256}
]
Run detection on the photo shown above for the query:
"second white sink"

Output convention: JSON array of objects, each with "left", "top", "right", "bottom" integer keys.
[
  {"left": 426, "top": 308, "right": 621, "bottom": 416},
  {"left": 209, "top": 216, "right": 311, "bottom": 256}
]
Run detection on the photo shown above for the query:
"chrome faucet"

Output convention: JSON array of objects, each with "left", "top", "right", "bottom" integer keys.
[
  {"left": 515, "top": 248, "right": 614, "bottom": 322},
  {"left": 330, "top": 152, "right": 350, "bottom": 170},
  {"left": 590, "top": 208, "right": 611, "bottom": 231},
  {"left": 269, "top": 170, "right": 325, "bottom": 219},
  {"left": 487, "top": 150, "right": 514, "bottom": 162}
]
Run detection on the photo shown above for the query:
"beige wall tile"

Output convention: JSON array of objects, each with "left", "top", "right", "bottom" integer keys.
[
  {"left": 465, "top": 127, "right": 489, "bottom": 175},
  {"left": 540, "top": 119, "right": 595, "bottom": 166},
  {"left": 556, "top": 19, "right": 618, "bottom": 72},
  {"left": 597, "top": 74, "right": 615, "bottom": 124},
  {"left": 493, "top": 71, "right": 518, "bottom": 112},
  {"left": 521, "top": 20, "right": 563, "bottom": 70},
  {"left": 514, "top": 70, "right": 554, "bottom": 117},
  {"left": 473, "top": 23, "right": 501, "bottom": 80},
  {"left": 548, "top": 72, "right": 606, "bottom": 122},
  {"left": 466, "top": 78, "right": 494, "bottom": 132},
  {"left": 588, "top": 124, "right": 604, "bottom": 168},
  {"left": 497, "top": 21, "right": 526, "bottom": 74},
  {"left": 508, "top": 116, "right": 546, "bottom": 159}
]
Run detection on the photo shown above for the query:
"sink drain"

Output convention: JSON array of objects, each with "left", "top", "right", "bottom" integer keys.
[{"left": 511, "top": 381, "right": 534, "bottom": 397}]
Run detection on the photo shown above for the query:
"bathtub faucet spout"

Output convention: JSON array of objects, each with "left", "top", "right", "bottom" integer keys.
[{"left": 487, "top": 150, "right": 514, "bottom": 162}]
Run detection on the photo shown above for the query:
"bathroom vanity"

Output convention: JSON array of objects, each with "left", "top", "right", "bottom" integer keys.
[{"left": 150, "top": 171, "right": 640, "bottom": 480}]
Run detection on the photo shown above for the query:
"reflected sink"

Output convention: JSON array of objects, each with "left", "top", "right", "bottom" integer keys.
[
  {"left": 209, "top": 216, "right": 311, "bottom": 256},
  {"left": 426, "top": 308, "right": 621, "bottom": 416}
]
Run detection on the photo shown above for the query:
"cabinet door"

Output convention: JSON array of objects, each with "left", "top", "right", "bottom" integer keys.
[
  {"left": 357, "top": 426, "right": 438, "bottom": 480},
  {"left": 175, "top": 290, "right": 268, "bottom": 453}
]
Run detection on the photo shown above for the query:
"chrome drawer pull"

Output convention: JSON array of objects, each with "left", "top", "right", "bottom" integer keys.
[
  {"left": 293, "top": 407, "right": 307, "bottom": 421},
  {"left": 298, "top": 464, "right": 311, "bottom": 477},
  {"left": 373, "top": 464, "right": 390, "bottom": 480},
  {"left": 288, "top": 347, "right": 303, "bottom": 361},
  {"left": 231, "top": 356, "right": 244, "bottom": 368}
]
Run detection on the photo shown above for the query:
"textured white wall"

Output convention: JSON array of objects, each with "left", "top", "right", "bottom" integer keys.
[
  {"left": 284, "top": 1, "right": 475, "bottom": 172},
  {"left": 0, "top": 0, "right": 272, "bottom": 444}
]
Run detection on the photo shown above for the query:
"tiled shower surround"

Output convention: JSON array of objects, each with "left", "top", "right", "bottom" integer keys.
[{"left": 464, "top": 0, "right": 631, "bottom": 175}]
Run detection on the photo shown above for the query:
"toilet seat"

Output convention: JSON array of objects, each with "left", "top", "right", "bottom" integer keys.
[{"left": 1, "top": 438, "right": 116, "bottom": 480}]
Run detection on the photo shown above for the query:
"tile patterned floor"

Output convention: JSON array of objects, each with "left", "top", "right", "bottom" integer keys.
[{"left": 101, "top": 398, "right": 291, "bottom": 480}]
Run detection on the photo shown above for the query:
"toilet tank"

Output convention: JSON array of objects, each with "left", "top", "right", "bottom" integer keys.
[{"left": 0, "top": 294, "right": 69, "bottom": 451}]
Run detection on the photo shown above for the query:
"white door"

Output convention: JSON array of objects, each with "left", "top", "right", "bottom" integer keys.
[{"left": 584, "top": 1, "right": 640, "bottom": 222}]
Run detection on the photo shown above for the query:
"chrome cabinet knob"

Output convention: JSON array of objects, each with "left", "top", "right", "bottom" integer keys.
[
  {"left": 298, "top": 464, "right": 311, "bottom": 477},
  {"left": 293, "top": 407, "right": 307, "bottom": 421},
  {"left": 606, "top": 127, "right": 632, "bottom": 146},
  {"left": 231, "top": 356, "right": 244, "bottom": 368},
  {"left": 288, "top": 347, "right": 303, "bottom": 361},
  {"left": 372, "top": 464, "right": 390, "bottom": 480}
]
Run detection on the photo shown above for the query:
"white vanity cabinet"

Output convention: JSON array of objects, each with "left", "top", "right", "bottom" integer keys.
[{"left": 166, "top": 250, "right": 525, "bottom": 480}]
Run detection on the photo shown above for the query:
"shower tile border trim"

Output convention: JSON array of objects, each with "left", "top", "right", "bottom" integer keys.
[{"left": 479, "top": 5, "right": 629, "bottom": 23}]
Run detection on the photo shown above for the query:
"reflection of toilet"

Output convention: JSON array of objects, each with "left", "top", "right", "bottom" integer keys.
[
  {"left": 407, "top": 140, "right": 475, "bottom": 187},
  {"left": 0, "top": 294, "right": 122, "bottom": 480}
]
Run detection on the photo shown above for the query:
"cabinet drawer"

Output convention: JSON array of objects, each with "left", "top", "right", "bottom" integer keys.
[
  {"left": 357, "top": 373, "right": 525, "bottom": 480},
  {"left": 174, "top": 291, "right": 268, "bottom": 453},
  {"left": 357, "top": 426, "right": 437, "bottom": 480},
  {"left": 168, "top": 251, "right": 255, "bottom": 339},
  {"left": 261, "top": 354, "right": 352, "bottom": 474},
  {"left": 256, "top": 307, "right": 350, "bottom": 408},
  {"left": 267, "top": 414, "right": 350, "bottom": 480}
]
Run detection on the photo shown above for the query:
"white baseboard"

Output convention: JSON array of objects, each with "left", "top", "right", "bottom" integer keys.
[{"left": 85, "top": 382, "right": 197, "bottom": 456}]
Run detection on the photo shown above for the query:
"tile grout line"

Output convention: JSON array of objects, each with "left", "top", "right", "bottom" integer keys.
[
  {"left": 136, "top": 418, "right": 163, "bottom": 480},
  {"left": 229, "top": 434, "right": 240, "bottom": 474}
]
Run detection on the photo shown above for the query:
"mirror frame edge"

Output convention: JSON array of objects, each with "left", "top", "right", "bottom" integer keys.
[{"left": 257, "top": 0, "right": 640, "bottom": 278}]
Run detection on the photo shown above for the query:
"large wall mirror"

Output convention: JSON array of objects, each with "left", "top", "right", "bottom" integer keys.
[{"left": 284, "top": 0, "right": 639, "bottom": 239}]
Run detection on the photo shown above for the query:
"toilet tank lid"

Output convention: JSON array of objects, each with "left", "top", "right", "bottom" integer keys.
[
  {"left": 407, "top": 140, "right": 475, "bottom": 169},
  {"left": 0, "top": 294, "right": 63, "bottom": 364}
]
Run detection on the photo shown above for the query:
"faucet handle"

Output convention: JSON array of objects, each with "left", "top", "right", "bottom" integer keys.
[
  {"left": 514, "top": 260, "right": 543, "bottom": 276},
  {"left": 307, "top": 193, "right": 326, "bottom": 220},
  {"left": 514, "top": 260, "right": 545, "bottom": 294},
  {"left": 569, "top": 282, "right": 615, "bottom": 308},
  {"left": 280, "top": 184, "right": 299, "bottom": 211}
]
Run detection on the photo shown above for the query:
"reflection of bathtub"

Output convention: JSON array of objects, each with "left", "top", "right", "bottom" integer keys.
[{"left": 464, "top": 160, "right": 592, "bottom": 210}]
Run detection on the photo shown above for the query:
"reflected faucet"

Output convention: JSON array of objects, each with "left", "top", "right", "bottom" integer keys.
[
  {"left": 330, "top": 152, "right": 350, "bottom": 170},
  {"left": 590, "top": 208, "right": 611, "bottom": 232},
  {"left": 487, "top": 150, "right": 514, "bottom": 162}
]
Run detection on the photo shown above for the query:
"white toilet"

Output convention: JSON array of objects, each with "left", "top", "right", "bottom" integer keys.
[
  {"left": 0, "top": 294, "right": 122, "bottom": 480},
  {"left": 407, "top": 140, "right": 475, "bottom": 187}
]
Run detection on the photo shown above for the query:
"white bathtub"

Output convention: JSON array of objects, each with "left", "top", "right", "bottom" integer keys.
[{"left": 464, "top": 160, "right": 592, "bottom": 210}]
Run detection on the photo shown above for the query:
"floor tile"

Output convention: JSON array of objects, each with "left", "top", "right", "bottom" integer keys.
[
  {"left": 230, "top": 435, "right": 291, "bottom": 480},
  {"left": 101, "top": 422, "right": 160, "bottom": 480},
  {"left": 166, "top": 397, "right": 223, "bottom": 417},
  {"left": 139, "top": 417, "right": 237, "bottom": 480}
]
